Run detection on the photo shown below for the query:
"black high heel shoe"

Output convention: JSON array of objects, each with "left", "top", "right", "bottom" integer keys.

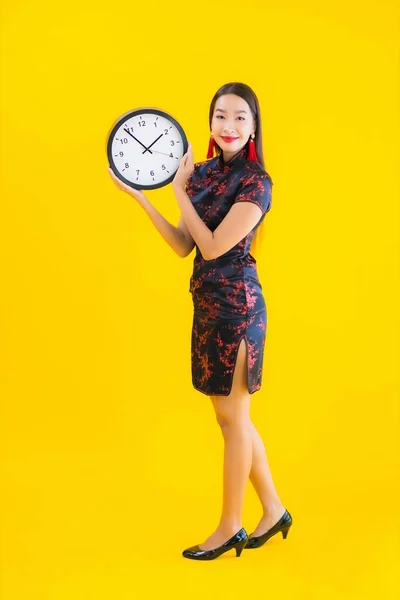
[
  {"left": 244, "top": 509, "right": 292, "bottom": 549},
  {"left": 182, "top": 527, "right": 249, "bottom": 560}
]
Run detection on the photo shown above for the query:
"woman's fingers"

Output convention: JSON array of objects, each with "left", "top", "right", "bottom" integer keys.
[
  {"left": 108, "top": 167, "right": 129, "bottom": 192},
  {"left": 107, "top": 166, "right": 146, "bottom": 201}
]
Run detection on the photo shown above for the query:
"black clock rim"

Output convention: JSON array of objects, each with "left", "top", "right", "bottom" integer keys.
[{"left": 106, "top": 107, "right": 189, "bottom": 191}]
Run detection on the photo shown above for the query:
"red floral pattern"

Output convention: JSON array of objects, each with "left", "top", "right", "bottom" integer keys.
[{"left": 185, "top": 146, "right": 273, "bottom": 396}]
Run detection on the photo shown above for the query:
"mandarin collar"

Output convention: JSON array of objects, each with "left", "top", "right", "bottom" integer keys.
[{"left": 216, "top": 145, "right": 248, "bottom": 172}]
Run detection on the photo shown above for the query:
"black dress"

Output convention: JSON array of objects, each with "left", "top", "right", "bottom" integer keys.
[{"left": 185, "top": 145, "right": 273, "bottom": 396}]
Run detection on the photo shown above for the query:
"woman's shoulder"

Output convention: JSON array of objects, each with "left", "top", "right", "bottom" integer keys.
[
  {"left": 189, "top": 156, "right": 273, "bottom": 186},
  {"left": 189, "top": 158, "right": 219, "bottom": 183},
  {"left": 240, "top": 161, "right": 274, "bottom": 187},
  {"left": 194, "top": 157, "right": 214, "bottom": 169},
  {"left": 193, "top": 157, "right": 217, "bottom": 174}
]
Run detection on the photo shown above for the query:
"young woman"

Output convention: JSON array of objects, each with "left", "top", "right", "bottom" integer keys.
[{"left": 108, "top": 82, "right": 292, "bottom": 561}]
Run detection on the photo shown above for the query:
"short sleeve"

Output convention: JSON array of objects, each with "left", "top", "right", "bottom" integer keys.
[{"left": 233, "top": 173, "right": 272, "bottom": 215}]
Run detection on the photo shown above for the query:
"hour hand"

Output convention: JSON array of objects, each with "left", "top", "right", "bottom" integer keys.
[
  {"left": 123, "top": 129, "right": 152, "bottom": 154},
  {"left": 142, "top": 133, "right": 164, "bottom": 154}
]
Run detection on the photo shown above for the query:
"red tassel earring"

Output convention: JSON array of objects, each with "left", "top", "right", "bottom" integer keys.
[
  {"left": 247, "top": 134, "right": 258, "bottom": 162},
  {"left": 207, "top": 134, "right": 216, "bottom": 159}
]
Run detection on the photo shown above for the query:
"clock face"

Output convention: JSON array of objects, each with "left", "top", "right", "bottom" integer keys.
[{"left": 106, "top": 107, "right": 188, "bottom": 190}]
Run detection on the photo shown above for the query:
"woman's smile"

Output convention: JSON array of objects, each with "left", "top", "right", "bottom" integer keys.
[{"left": 220, "top": 136, "right": 239, "bottom": 143}]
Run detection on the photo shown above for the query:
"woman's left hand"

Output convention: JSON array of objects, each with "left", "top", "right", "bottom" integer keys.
[{"left": 173, "top": 143, "right": 194, "bottom": 189}]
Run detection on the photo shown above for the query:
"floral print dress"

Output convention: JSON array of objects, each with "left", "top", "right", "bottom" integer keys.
[{"left": 185, "top": 145, "right": 273, "bottom": 396}]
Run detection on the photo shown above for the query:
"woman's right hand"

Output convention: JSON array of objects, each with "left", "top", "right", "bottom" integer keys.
[{"left": 107, "top": 165, "right": 147, "bottom": 204}]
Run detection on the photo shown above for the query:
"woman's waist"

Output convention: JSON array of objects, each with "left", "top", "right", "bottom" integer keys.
[
  {"left": 193, "top": 252, "right": 256, "bottom": 268},
  {"left": 189, "top": 266, "right": 262, "bottom": 295},
  {"left": 191, "top": 257, "right": 259, "bottom": 282},
  {"left": 191, "top": 286, "right": 266, "bottom": 319}
]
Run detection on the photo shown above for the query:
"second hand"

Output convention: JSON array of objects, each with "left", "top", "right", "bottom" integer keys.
[{"left": 150, "top": 150, "right": 180, "bottom": 159}]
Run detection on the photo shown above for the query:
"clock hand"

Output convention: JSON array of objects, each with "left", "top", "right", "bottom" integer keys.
[
  {"left": 151, "top": 150, "right": 180, "bottom": 158},
  {"left": 142, "top": 133, "right": 164, "bottom": 154},
  {"left": 123, "top": 129, "right": 153, "bottom": 154}
]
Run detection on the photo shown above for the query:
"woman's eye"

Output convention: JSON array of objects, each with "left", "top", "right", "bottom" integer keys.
[{"left": 216, "top": 115, "right": 245, "bottom": 120}]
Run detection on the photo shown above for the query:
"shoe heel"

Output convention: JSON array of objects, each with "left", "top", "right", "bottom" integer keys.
[
  {"left": 281, "top": 525, "right": 291, "bottom": 539},
  {"left": 235, "top": 540, "right": 248, "bottom": 557}
]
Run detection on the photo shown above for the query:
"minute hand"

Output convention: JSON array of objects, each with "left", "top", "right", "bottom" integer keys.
[
  {"left": 123, "top": 129, "right": 152, "bottom": 154},
  {"left": 142, "top": 134, "right": 164, "bottom": 154}
]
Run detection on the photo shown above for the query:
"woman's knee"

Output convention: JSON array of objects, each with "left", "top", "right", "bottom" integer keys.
[
  {"left": 214, "top": 398, "right": 251, "bottom": 428},
  {"left": 214, "top": 387, "right": 251, "bottom": 430}
]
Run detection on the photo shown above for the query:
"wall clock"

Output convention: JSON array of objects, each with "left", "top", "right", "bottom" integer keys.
[{"left": 106, "top": 107, "right": 188, "bottom": 190}]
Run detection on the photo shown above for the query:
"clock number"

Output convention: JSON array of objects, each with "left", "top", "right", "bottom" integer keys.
[
  {"left": 125, "top": 163, "right": 129, "bottom": 169},
  {"left": 136, "top": 170, "right": 140, "bottom": 175},
  {"left": 153, "top": 121, "right": 158, "bottom": 127},
  {"left": 164, "top": 129, "right": 169, "bottom": 135},
  {"left": 162, "top": 164, "right": 166, "bottom": 170},
  {"left": 170, "top": 140, "right": 175, "bottom": 146},
  {"left": 150, "top": 170, "right": 154, "bottom": 176},
  {"left": 120, "top": 138, "right": 128, "bottom": 144},
  {"left": 138, "top": 121, "right": 146, "bottom": 127},
  {"left": 119, "top": 151, "right": 124, "bottom": 157},
  {"left": 169, "top": 152, "right": 174, "bottom": 158}
]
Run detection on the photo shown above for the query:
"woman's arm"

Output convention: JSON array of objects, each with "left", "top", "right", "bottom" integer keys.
[
  {"left": 173, "top": 182, "right": 268, "bottom": 261},
  {"left": 172, "top": 145, "right": 272, "bottom": 260},
  {"left": 176, "top": 214, "right": 196, "bottom": 257},
  {"left": 140, "top": 196, "right": 194, "bottom": 258},
  {"left": 139, "top": 196, "right": 194, "bottom": 258},
  {"left": 108, "top": 165, "right": 191, "bottom": 258}
]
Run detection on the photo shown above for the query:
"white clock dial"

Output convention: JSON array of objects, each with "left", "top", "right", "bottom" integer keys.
[{"left": 106, "top": 108, "right": 188, "bottom": 190}]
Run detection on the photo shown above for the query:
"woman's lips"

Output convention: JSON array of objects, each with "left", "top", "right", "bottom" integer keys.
[{"left": 221, "top": 136, "right": 239, "bottom": 143}]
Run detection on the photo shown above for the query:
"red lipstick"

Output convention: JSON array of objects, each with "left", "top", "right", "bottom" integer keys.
[{"left": 221, "top": 136, "right": 239, "bottom": 143}]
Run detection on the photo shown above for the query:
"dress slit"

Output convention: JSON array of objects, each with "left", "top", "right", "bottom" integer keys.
[{"left": 226, "top": 335, "right": 250, "bottom": 396}]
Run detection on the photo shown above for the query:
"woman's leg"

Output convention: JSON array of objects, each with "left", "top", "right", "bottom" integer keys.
[
  {"left": 198, "top": 338, "right": 253, "bottom": 550},
  {"left": 204, "top": 338, "right": 286, "bottom": 548},
  {"left": 247, "top": 421, "right": 286, "bottom": 535},
  {"left": 207, "top": 401, "right": 286, "bottom": 542}
]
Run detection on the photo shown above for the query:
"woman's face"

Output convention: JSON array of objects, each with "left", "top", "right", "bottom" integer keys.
[{"left": 211, "top": 94, "right": 255, "bottom": 157}]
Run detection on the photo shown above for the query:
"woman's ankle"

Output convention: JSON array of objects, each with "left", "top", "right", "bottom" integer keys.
[
  {"left": 218, "top": 520, "right": 243, "bottom": 536},
  {"left": 262, "top": 502, "right": 285, "bottom": 517}
]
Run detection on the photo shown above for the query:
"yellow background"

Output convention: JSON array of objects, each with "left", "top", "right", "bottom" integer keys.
[{"left": 1, "top": 0, "right": 399, "bottom": 598}]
